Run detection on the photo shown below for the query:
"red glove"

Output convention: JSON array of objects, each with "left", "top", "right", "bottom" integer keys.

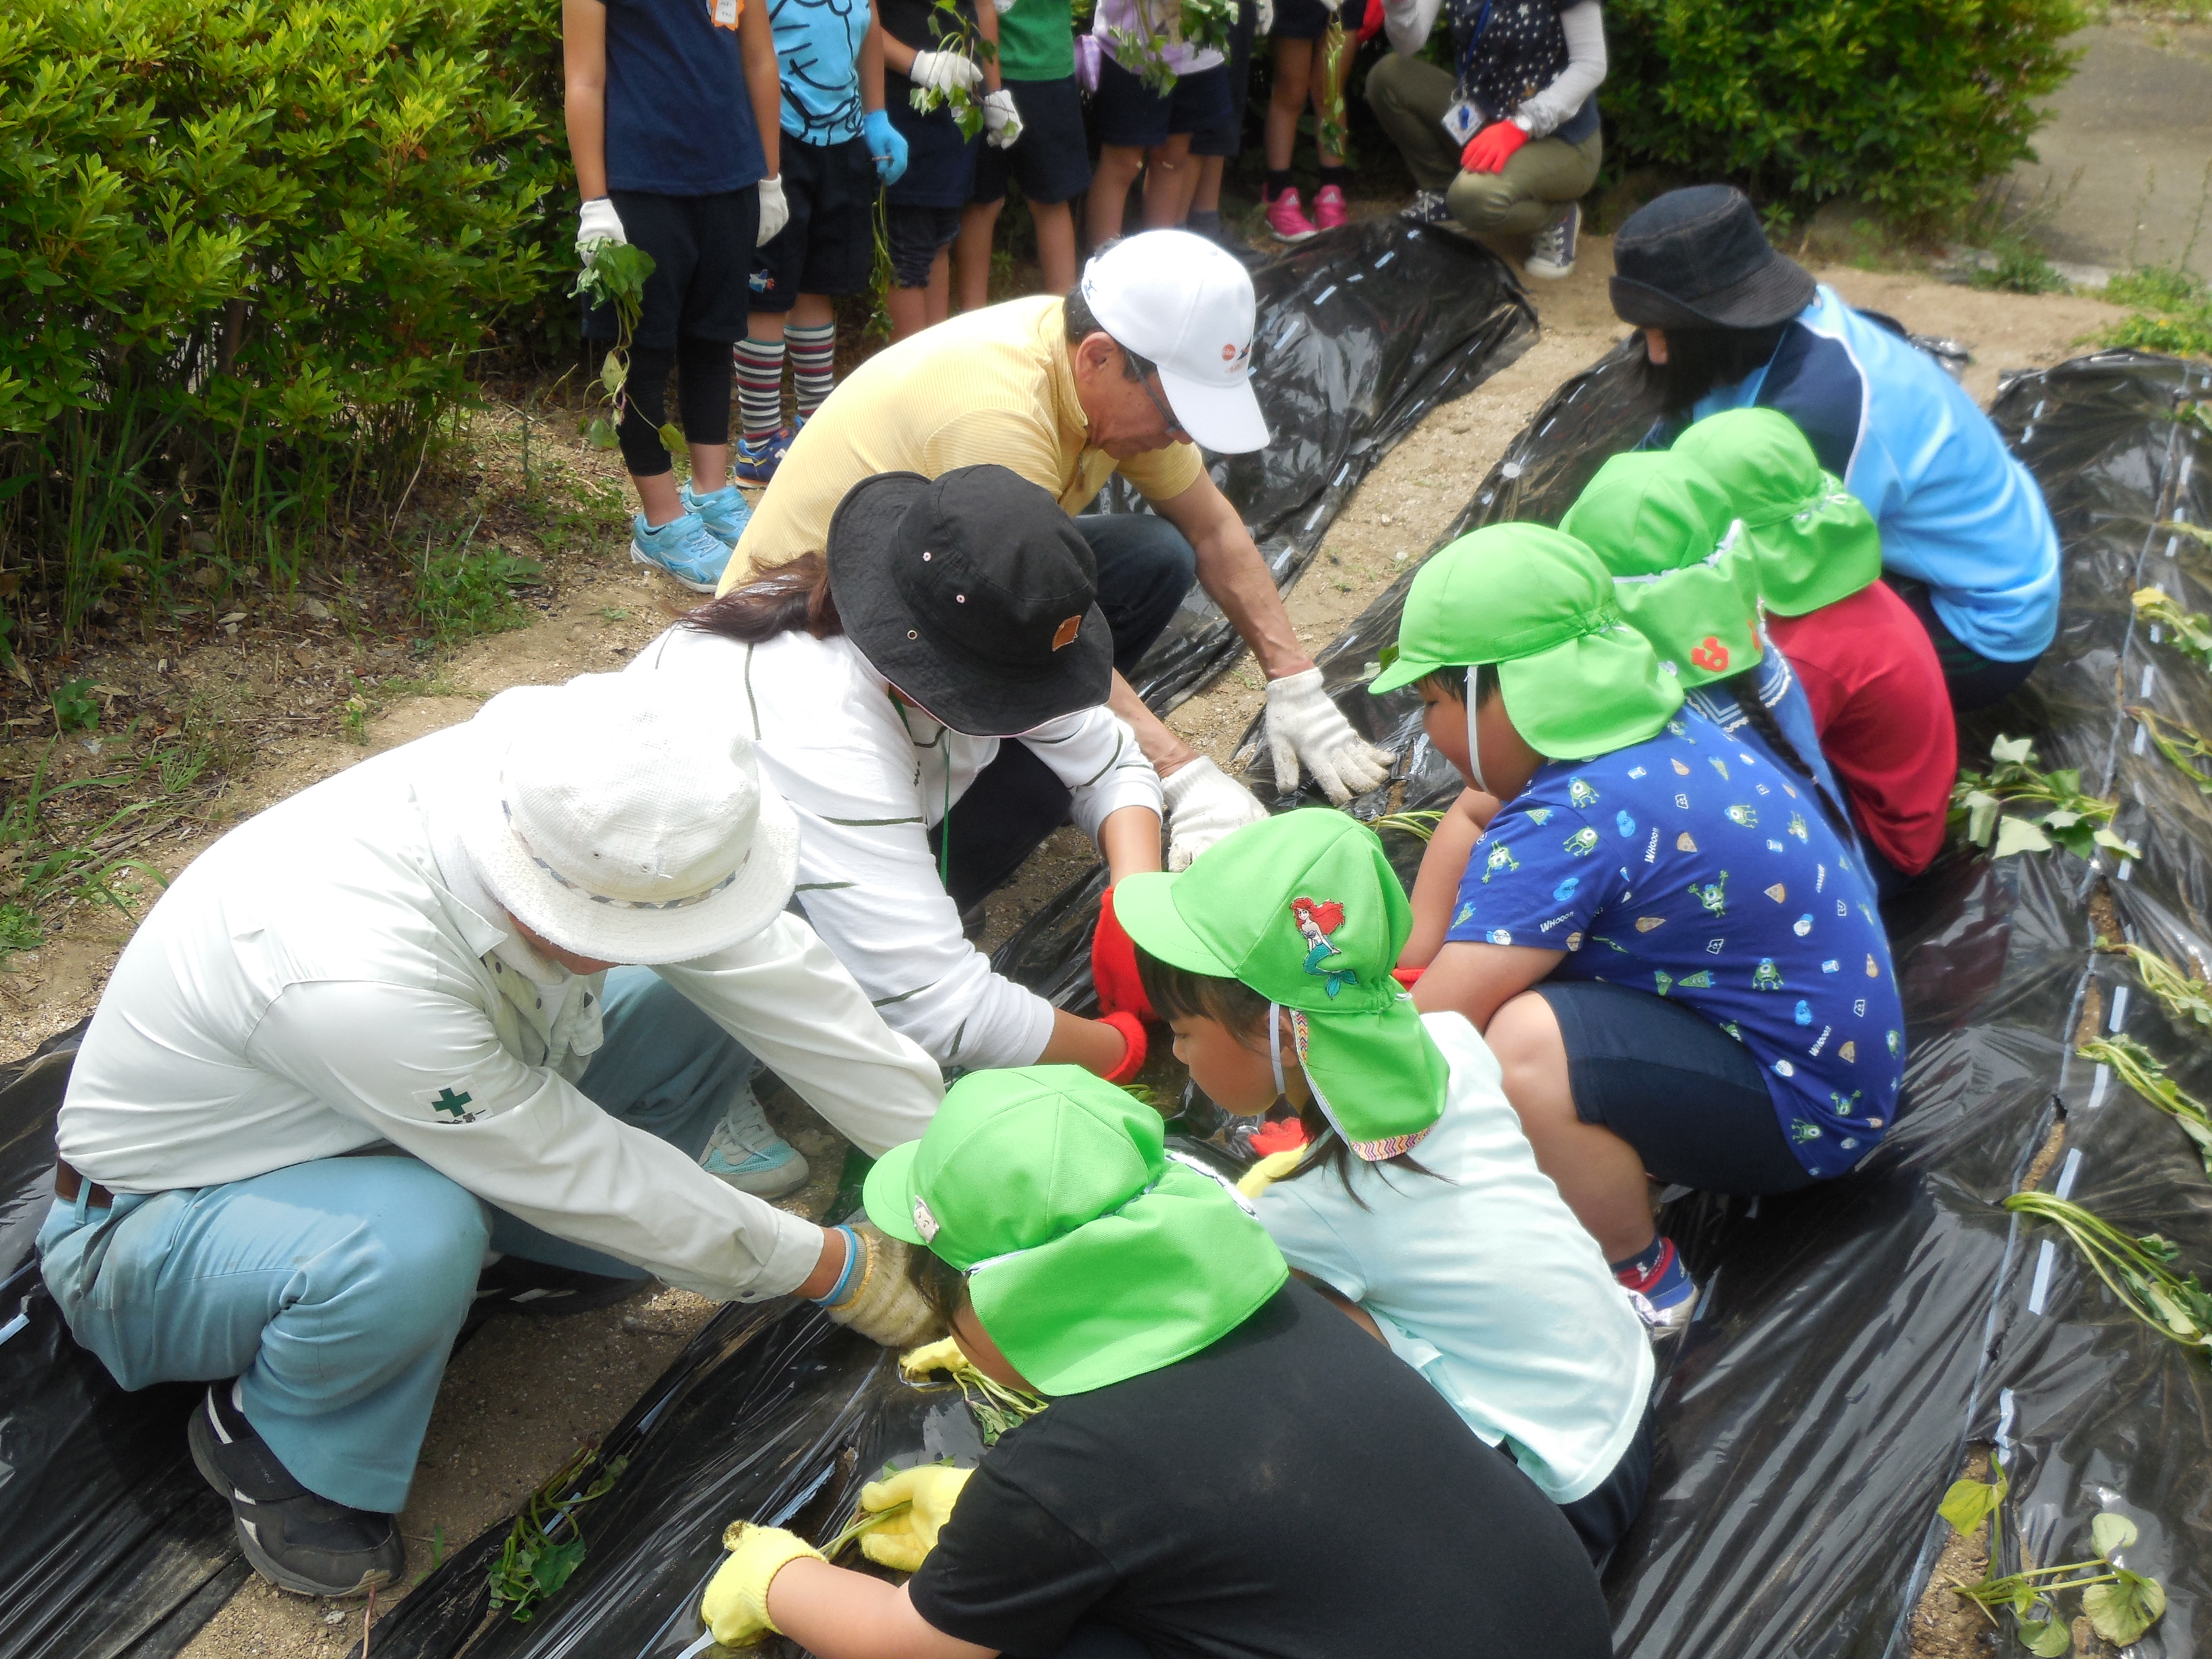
[
  {"left": 1092, "top": 886, "right": 1154, "bottom": 1021},
  {"left": 1391, "top": 966, "right": 1425, "bottom": 989},
  {"left": 1355, "top": 0, "right": 1386, "bottom": 42},
  {"left": 1101, "top": 1010, "right": 1148, "bottom": 1084},
  {"left": 1460, "top": 119, "right": 1527, "bottom": 176},
  {"left": 1250, "top": 1115, "right": 1311, "bottom": 1157}
]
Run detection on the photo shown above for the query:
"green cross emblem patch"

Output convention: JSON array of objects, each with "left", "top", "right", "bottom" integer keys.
[{"left": 430, "top": 1087, "right": 476, "bottom": 1122}]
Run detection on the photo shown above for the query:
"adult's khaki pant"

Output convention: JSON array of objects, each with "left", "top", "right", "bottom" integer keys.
[{"left": 1366, "top": 54, "right": 1602, "bottom": 237}]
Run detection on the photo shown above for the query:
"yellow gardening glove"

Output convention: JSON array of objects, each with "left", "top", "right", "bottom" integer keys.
[
  {"left": 900, "top": 1335, "right": 967, "bottom": 1380},
  {"left": 857, "top": 1464, "right": 973, "bottom": 1572},
  {"left": 699, "top": 1522, "right": 823, "bottom": 1646},
  {"left": 1237, "top": 1147, "right": 1308, "bottom": 1199}
]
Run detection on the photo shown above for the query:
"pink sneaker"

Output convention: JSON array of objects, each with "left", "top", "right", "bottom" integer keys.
[
  {"left": 1313, "top": 184, "right": 1348, "bottom": 231},
  {"left": 1265, "top": 187, "right": 1318, "bottom": 243}
]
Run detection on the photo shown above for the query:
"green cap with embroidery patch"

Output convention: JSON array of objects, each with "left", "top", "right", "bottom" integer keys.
[
  {"left": 1366, "top": 523, "right": 1685, "bottom": 758},
  {"left": 1672, "top": 407, "right": 1883, "bottom": 616},
  {"left": 863, "top": 1065, "right": 1287, "bottom": 1395},
  {"left": 1112, "top": 808, "right": 1448, "bottom": 1161},
  {"left": 1560, "top": 449, "right": 1762, "bottom": 689}
]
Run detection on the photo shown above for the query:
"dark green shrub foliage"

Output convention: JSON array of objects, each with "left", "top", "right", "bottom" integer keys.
[
  {"left": 1601, "top": 0, "right": 2083, "bottom": 226},
  {"left": 0, "top": 0, "right": 563, "bottom": 630}
]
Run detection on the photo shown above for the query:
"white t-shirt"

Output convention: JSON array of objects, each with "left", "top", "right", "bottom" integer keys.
[{"left": 1254, "top": 1012, "right": 1654, "bottom": 1502}]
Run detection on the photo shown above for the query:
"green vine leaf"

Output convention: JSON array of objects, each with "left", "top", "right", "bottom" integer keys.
[
  {"left": 2083, "top": 1568, "right": 2165, "bottom": 1647},
  {"left": 2091, "top": 1511, "right": 2138, "bottom": 1558}
]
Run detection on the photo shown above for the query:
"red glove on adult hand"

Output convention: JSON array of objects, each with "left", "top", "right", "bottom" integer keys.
[
  {"left": 1391, "top": 966, "right": 1425, "bottom": 988},
  {"left": 1460, "top": 119, "right": 1528, "bottom": 176},
  {"left": 1100, "top": 1010, "right": 1148, "bottom": 1084},
  {"left": 1355, "top": 0, "right": 1386, "bottom": 43},
  {"left": 1092, "top": 886, "right": 1154, "bottom": 1021}
]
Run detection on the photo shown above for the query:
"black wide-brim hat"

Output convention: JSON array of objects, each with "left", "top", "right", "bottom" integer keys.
[
  {"left": 829, "top": 465, "right": 1114, "bottom": 737},
  {"left": 1609, "top": 184, "right": 1819, "bottom": 332}
]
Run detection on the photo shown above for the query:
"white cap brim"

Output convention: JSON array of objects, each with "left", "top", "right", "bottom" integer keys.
[{"left": 1157, "top": 367, "right": 1270, "bottom": 455}]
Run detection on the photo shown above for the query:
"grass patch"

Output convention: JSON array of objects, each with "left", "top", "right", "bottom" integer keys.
[{"left": 2098, "top": 264, "right": 2212, "bottom": 359}]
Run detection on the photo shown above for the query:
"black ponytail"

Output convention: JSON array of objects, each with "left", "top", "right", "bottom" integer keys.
[{"left": 1723, "top": 670, "right": 1857, "bottom": 842}]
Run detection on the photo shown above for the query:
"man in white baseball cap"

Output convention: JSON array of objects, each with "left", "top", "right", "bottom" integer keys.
[
  {"left": 717, "top": 228, "right": 1395, "bottom": 879},
  {"left": 37, "top": 675, "right": 944, "bottom": 1599}
]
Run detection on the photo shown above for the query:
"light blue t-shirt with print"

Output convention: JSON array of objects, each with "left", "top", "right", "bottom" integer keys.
[
  {"left": 1691, "top": 284, "right": 2060, "bottom": 664},
  {"left": 1254, "top": 1012, "right": 1654, "bottom": 1504},
  {"left": 772, "top": 0, "right": 874, "bottom": 144},
  {"left": 1446, "top": 707, "right": 1906, "bottom": 1176}
]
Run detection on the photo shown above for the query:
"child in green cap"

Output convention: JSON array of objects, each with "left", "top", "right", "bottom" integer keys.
[
  {"left": 1373, "top": 523, "right": 1905, "bottom": 1330},
  {"left": 1674, "top": 407, "right": 1957, "bottom": 893},
  {"left": 1111, "top": 807, "right": 1656, "bottom": 1563},
  {"left": 691, "top": 1064, "right": 1612, "bottom": 1659}
]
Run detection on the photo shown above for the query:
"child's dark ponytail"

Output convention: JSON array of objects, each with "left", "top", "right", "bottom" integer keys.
[{"left": 1723, "top": 670, "right": 1857, "bottom": 843}]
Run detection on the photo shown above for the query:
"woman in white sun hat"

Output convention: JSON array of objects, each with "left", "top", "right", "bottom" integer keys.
[{"left": 38, "top": 673, "right": 943, "bottom": 1602}]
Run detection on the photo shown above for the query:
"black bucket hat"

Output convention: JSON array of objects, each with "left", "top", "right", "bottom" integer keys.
[
  {"left": 828, "top": 464, "right": 1113, "bottom": 737},
  {"left": 1609, "top": 185, "right": 1818, "bottom": 331}
]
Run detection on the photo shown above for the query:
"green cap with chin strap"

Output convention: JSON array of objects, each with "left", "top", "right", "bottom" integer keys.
[
  {"left": 1671, "top": 407, "right": 1883, "bottom": 617},
  {"left": 1113, "top": 808, "right": 1450, "bottom": 1164},
  {"left": 1560, "top": 449, "right": 1762, "bottom": 690},
  {"left": 863, "top": 1065, "right": 1288, "bottom": 1396},
  {"left": 1366, "top": 523, "right": 1684, "bottom": 758}
]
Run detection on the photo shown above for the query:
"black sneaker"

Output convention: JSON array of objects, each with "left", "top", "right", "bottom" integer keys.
[{"left": 187, "top": 1380, "right": 405, "bottom": 1597}]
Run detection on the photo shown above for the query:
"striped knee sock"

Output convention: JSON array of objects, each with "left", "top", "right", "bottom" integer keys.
[
  {"left": 733, "top": 336, "right": 786, "bottom": 444},
  {"left": 787, "top": 323, "right": 838, "bottom": 421}
]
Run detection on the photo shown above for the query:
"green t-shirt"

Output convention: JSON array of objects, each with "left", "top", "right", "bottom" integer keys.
[{"left": 994, "top": 0, "right": 1076, "bottom": 81}]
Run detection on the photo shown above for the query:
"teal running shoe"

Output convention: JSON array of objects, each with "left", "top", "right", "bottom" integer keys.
[
  {"left": 630, "top": 511, "right": 731, "bottom": 593},
  {"left": 680, "top": 480, "right": 755, "bottom": 550},
  {"left": 699, "top": 1082, "right": 810, "bottom": 1197}
]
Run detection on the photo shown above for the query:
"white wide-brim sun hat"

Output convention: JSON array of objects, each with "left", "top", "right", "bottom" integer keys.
[{"left": 457, "top": 672, "right": 800, "bottom": 966}]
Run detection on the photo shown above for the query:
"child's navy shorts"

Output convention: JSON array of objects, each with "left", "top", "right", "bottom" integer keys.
[
  {"left": 750, "top": 135, "right": 878, "bottom": 310},
  {"left": 972, "top": 77, "right": 1094, "bottom": 206},
  {"left": 886, "top": 75, "right": 983, "bottom": 208},
  {"left": 1092, "top": 54, "right": 1233, "bottom": 148},
  {"left": 1535, "top": 978, "right": 1823, "bottom": 1196},
  {"left": 886, "top": 203, "right": 962, "bottom": 287},
  {"left": 1190, "top": 0, "right": 1257, "bottom": 159},
  {"left": 1269, "top": 0, "right": 1334, "bottom": 40}
]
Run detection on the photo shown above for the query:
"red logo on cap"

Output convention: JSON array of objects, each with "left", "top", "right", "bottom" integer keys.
[
  {"left": 1051, "top": 615, "right": 1082, "bottom": 651},
  {"left": 1690, "top": 636, "right": 1730, "bottom": 672},
  {"left": 1222, "top": 343, "right": 1236, "bottom": 361}
]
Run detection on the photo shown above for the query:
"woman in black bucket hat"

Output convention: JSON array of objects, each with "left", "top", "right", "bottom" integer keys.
[
  {"left": 627, "top": 464, "right": 1164, "bottom": 1117},
  {"left": 1608, "top": 184, "right": 2062, "bottom": 712}
]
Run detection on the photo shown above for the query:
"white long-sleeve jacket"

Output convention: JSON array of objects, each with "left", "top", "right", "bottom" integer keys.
[{"left": 54, "top": 724, "right": 943, "bottom": 1303}]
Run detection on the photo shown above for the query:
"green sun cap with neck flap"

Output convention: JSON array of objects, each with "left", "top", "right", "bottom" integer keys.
[
  {"left": 1113, "top": 808, "right": 1450, "bottom": 1161},
  {"left": 1672, "top": 407, "right": 1883, "bottom": 617},
  {"left": 1366, "top": 523, "right": 1684, "bottom": 758},
  {"left": 1559, "top": 449, "right": 1761, "bottom": 689},
  {"left": 863, "top": 1065, "right": 1287, "bottom": 1397}
]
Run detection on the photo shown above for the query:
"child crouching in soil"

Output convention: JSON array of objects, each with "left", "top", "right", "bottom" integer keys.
[
  {"left": 1111, "top": 806, "right": 1657, "bottom": 1563},
  {"left": 693, "top": 1064, "right": 1612, "bottom": 1659}
]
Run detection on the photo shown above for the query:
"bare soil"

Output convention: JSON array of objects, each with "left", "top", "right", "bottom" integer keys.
[{"left": 0, "top": 225, "right": 2125, "bottom": 1658}]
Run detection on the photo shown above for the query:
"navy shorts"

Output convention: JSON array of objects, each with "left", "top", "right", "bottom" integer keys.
[
  {"left": 586, "top": 188, "right": 758, "bottom": 347},
  {"left": 1189, "top": 0, "right": 1258, "bottom": 158},
  {"left": 1535, "top": 979, "right": 1818, "bottom": 1196},
  {"left": 972, "top": 76, "right": 1094, "bottom": 205},
  {"left": 1093, "top": 54, "right": 1234, "bottom": 148},
  {"left": 1269, "top": 0, "right": 1333, "bottom": 41},
  {"left": 886, "top": 203, "right": 962, "bottom": 287},
  {"left": 750, "top": 134, "right": 878, "bottom": 310},
  {"left": 886, "top": 75, "right": 982, "bottom": 208}
]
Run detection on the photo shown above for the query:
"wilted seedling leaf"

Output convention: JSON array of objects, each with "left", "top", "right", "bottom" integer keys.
[
  {"left": 2084, "top": 1568, "right": 2165, "bottom": 1646},
  {"left": 1963, "top": 790, "right": 2002, "bottom": 846},
  {"left": 1938, "top": 1471, "right": 2005, "bottom": 1536},
  {"left": 2091, "top": 1511, "right": 2138, "bottom": 1557},
  {"left": 2015, "top": 1615, "right": 2070, "bottom": 1657},
  {"left": 1992, "top": 817, "right": 2053, "bottom": 857},
  {"left": 586, "top": 417, "right": 619, "bottom": 451},
  {"left": 1992, "top": 734, "right": 2036, "bottom": 765}
]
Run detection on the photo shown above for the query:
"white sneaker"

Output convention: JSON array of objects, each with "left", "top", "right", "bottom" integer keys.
[
  {"left": 1524, "top": 202, "right": 1580, "bottom": 280},
  {"left": 699, "top": 1083, "right": 810, "bottom": 1197},
  {"left": 1399, "top": 189, "right": 1452, "bottom": 227}
]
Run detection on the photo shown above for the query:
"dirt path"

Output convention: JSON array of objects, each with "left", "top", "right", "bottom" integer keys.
[{"left": 1, "top": 234, "right": 2122, "bottom": 1659}]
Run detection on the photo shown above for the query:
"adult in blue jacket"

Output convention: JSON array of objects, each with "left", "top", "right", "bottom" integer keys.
[{"left": 1607, "top": 186, "right": 2060, "bottom": 711}]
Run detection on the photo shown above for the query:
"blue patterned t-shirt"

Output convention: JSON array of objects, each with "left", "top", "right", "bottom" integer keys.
[{"left": 1445, "top": 707, "right": 1904, "bottom": 1177}]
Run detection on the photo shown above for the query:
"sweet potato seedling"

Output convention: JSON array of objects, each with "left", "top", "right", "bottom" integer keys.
[
  {"left": 1941, "top": 1459, "right": 2166, "bottom": 1654},
  {"left": 2079, "top": 1034, "right": 2212, "bottom": 1179},
  {"left": 1950, "top": 735, "right": 2137, "bottom": 863}
]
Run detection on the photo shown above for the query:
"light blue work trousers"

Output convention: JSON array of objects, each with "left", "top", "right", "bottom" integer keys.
[{"left": 37, "top": 968, "right": 752, "bottom": 1514}]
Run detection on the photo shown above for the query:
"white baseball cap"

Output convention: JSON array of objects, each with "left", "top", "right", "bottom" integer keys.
[
  {"left": 1078, "top": 230, "right": 1270, "bottom": 455},
  {"left": 459, "top": 672, "right": 799, "bottom": 965}
]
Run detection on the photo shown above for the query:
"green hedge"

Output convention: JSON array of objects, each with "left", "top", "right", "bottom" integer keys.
[
  {"left": 1599, "top": 0, "right": 2083, "bottom": 226},
  {"left": 0, "top": 0, "right": 564, "bottom": 633}
]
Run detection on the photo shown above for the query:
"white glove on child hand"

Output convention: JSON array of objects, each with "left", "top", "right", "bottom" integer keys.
[
  {"left": 1265, "top": 667, "right": 1395, "bottom": 803},
  {"left": 576, "top": 198, "right": 626, "bottom": 266},
  {"left": 1160, "top": 756, "right": 1270, "bottom": 872},
  {"left": 1255, "top": 0, "right": 1275, "bottom": 31},
  {"left": 909, "top": 49, "right": 983, "bottom": 94},
  {"left": 755, "top": 175, "right": 789, "bottom": 246},
  {"left": 982, "top": 88, "right": 1024, "bottom": 148},
  {"left": 821, "top": 1223, "right": 942, "bottom": 1349}
]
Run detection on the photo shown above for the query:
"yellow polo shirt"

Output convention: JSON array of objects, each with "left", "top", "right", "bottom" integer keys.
[{"left": 716, "top": 295, "right": 1207, "bottom": 594}]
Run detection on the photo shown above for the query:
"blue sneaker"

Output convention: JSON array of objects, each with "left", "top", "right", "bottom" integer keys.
[
  {"left": 699, "top": 1083, "right": 810, "bottom": 1197},
  {"left": 679, "top": 481, "right": 754, "bottom": 550},
  {"left": 631, "top": 511, "right": 732, "bottom": 592},
  {"left": 1615, "top": 1235, "right": 1699, "bottom": 1336},
  {"left": 729, "top": 430, "right": 791, "bottom": 487}
]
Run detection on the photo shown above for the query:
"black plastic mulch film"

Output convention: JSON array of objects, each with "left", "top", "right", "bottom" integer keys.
[{"left": 1, "top": 251, "right": 2207, "bottom": 1659}]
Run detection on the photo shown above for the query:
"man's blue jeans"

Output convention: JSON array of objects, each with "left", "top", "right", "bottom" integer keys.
[{"left": 36, "top": 968, "right": 752, "bottom": 1513}]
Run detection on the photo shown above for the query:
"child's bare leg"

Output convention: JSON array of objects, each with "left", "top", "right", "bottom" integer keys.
[
  {"left": 1266, "top": 38, "right": 1314, "bottom": 175},
  {"left": 886, "top": 283, "right": 930, "bottom": 340},
  {"left": 1193, "top": 153, "right": 1226, "bottom": 213},
  {"left": 955, "top": 200, "right": 1002, "bottom": 311},
  {"left": 924, "top": 247, "right": 952, "bottom": 324},
  {"left": 1031, "top": 199, "right": 1079, "bottom": 291},
  {"left": 1088, "top": 145, "right": 1145, "bottom": 245},
  {"left": 1142, "top": 133, "right": 1197, "bottom": 226}
]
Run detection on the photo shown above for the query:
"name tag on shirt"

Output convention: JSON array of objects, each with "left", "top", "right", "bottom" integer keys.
[
  {"left": 712, "top": 0, "right": 740, "bottom": 28},
  {"left": 1441, "top": 95, "right": 1481, "bottom": 144}
]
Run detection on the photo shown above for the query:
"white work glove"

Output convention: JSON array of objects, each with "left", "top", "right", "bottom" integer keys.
[
  {"left": 821, "top": 1223, "right": 943, "bottom": 1349},
  {"left": 982, "top": 87, "right": 1023, "bottom": 149},
  {"left": 1265, "top": 667, "right": 1395, "bottom": 803},
  {"left": 1160, "top": 756, "right": 1270, "bottom": 872},
  {"left": 909, "top": 49, "right": 983, "bottom": 94},
  {"left": 575, "top": 197, "right": 626, "bottom": 266},
  {"left": 756, "top": 174, "right": 789, "bottom": 246},
  {"left": 1256, "top": 0, "right": 1275, "bottom": 33}
]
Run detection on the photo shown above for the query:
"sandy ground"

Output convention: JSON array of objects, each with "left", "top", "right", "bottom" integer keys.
[{"left": 0, "top": 230, "right": 2129, "bottom": 1658}]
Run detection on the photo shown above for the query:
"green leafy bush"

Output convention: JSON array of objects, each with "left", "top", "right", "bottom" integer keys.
[
  {"left": 0, "top": 0, "right": 564, "bottom": 632},
  {"left": 1600, "top": 0, "right": 2085, "bottom": 228}
]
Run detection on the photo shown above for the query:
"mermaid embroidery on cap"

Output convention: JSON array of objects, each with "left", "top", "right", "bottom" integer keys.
[{"left": 1290, "top": 897, "right": 1355, "bottom": 998}]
